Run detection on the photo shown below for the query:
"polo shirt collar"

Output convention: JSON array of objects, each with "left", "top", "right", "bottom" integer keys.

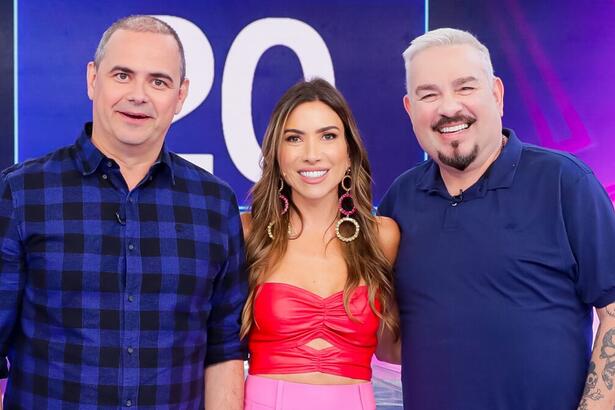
[
  {"left": 74, "top": 122, "right": 176, "bottom": 184},
  {"left": 416, "top": 127, "right": 522, "bottom": 194},
  {"left": 484, "top": 128, "right": 522, "bottom": 190}
]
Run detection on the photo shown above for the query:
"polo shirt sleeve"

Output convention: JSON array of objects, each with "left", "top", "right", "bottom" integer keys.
[
  {"left": 0, "top": 172, "right": 25, "bottom": 377},
  {"left": 205, "top": 190, "right": 248, "bottom": 365},
  {"left": 377, "top": 181, "right": 399, "bottom": 218},
  {"left": 563, "top": 170, "right": 615, "bottom": 308}
]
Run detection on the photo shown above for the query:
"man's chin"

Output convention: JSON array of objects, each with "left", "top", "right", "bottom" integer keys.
[
  {"left": 437, "top": 146, "right": 479, "bottom": 171},
  {"left": 115, "top": 134, "right": 154, "bottom": 147}
]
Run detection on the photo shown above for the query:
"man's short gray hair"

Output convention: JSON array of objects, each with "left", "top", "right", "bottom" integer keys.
[
  {"left": 94, "top": 15, "right": 186, "bottom": 82},
  {"left": 402, "top": 28, "right": 494, "bottom": 94}
]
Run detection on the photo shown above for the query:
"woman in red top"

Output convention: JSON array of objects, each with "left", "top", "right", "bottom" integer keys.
[{"left": 241, "top": 79, "right": 400, "bottom": 410}]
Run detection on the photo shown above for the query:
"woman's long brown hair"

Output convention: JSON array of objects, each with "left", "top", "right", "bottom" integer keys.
[{"left": 240, "top": 78, "right": 398, "bottom": 339}]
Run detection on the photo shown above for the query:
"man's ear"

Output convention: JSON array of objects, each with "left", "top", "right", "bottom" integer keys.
[
  {"left": 403, "top": 94, "right": 413, "bottom": 118},
  {"left": 175, "top": 78, "right": 190, "bottom": 114},
  {"left": 86, "top": 62, "right": 97, "bottom": 101},
  {"left": 492, "top": 76, "right": 504, "bottom": 117}
]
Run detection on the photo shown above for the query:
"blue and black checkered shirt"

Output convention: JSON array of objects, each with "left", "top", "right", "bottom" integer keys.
[{"left": 0, "top": 124, "right": 247, "bottom": 409}]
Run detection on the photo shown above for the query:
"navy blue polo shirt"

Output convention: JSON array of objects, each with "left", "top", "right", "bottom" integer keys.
[{"left": 379, "top": 129, "right": 615, "bottom": 410}]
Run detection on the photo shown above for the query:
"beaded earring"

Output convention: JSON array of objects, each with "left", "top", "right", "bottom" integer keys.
[
  {"left": 335, "top": 170, "right": 360, "bottom": 242},
  {"left": 267, "top": 178, "right": 290, "bottom": 240}
]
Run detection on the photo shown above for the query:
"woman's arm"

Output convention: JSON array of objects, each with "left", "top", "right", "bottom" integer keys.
[{"left": 374, "top": 216, "right": 402, "bottom": 364}]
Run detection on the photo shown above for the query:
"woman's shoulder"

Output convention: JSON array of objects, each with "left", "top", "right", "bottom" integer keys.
[
  {"left": 375, "top": 216, "right": 400, "bottom": 263},
  {"left": 240, "top": 212, "right": 253, "bottom": 238},
  {"left": 375, "top": 215, "right": 399, "bottom": 235}
]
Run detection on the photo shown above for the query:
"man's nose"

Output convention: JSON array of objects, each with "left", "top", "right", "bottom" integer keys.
[
  {"left": 126, "top": 79, "right": 149, "bottom": 104},
  {"left": 436, "top": 93, "right": 464, "bottom": 118}
]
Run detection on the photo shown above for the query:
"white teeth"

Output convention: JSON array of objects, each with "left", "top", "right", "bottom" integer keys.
[
  {"left": 300, "top": 170, "right": 327, "bottom": 178},
  {"left": 440, "top": 123, "right": 469, "bottom": 133}
]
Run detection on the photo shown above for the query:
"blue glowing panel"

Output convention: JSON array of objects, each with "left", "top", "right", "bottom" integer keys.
[{"left": 17, "top": 1, "right": 426, "bottom": 204}]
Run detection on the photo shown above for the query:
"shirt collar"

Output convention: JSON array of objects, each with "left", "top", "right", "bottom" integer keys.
[
  {"left": 74, "top": 123, "right": 104, "bottom": 176},
  {"left": 73, "top": 122, "right": 176, "bottom": 184},
  {"left": 484, "top": 128, "right": 522, "bottom": 190},
  {"left": 416, "top": 127, "right": 522, "bottom": 193},
  {"left": 157, "top": 147, "right": 176, "bottom": 185}
]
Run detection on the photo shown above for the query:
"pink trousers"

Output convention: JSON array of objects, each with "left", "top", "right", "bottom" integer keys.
[{"left": 244, "top": 375, "right": 376, "bottom": 410}]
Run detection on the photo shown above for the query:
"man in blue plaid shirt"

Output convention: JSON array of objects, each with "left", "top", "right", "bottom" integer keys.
[{"left": 0, "top": 15, "right": 247, "bottom": 409}]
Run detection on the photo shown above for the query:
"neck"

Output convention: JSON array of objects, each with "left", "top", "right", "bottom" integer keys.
[
  {"left": 91, "top": 132, "right": 163, "bottom": 191},
  {"left": 439, "top": 135, "right": 506, "bottom": 196},
  {"left": 290, "top": 193, "right": 339, "bottom": 238}
]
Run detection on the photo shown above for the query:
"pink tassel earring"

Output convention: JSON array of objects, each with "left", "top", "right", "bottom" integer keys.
[{"left": 267, "top": 178, "right": 290, "bottom": 239}]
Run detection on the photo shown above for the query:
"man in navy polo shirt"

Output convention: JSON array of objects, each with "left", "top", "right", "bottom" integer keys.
[{"left": 379, "top": 28, "right": 615, "bottom": 409}]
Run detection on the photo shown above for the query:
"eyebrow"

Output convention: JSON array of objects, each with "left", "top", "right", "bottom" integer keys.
[
  {"left": 110, "top": 66, "right": 135, "bottom": 75},
  {"left": 283, "top": 125, "right": 340, "bottom": 134},
  {"left": 109, "top": 66, "right": 175, "bottom": 85},
  {"left": 453, "top": 76, "right": 478, "bottom": 87},
  {"left": 150, "top": 72, "right": 175, "bottom": 85},
  {"left": 414, "top": 84, "right": 438, "bottom": 95},
  {"left": 414, "top": 76, "right": 479, "bottom": 95}
]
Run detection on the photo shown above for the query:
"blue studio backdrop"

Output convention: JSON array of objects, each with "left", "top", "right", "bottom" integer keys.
[
  {"left": 13, "top": 1, "right": 615, "bottom": 205},
  {"left": 17, "top": 1, "right": 426, "bottom": 205}
]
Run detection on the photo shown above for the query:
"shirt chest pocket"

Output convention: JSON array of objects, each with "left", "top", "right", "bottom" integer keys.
[{"left": 165, "top": 223, "right": 225, "bottom": 297}]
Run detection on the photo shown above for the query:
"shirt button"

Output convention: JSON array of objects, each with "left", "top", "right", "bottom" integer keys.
[
  {"left": 126, "top": 399, "right": 132, "bottom": 407},
  {"left": 102, "top": 174, "right": 108, "bottom": 180},
  {"left": 128, "top": 295, "right": 134, "bottom": 303},
  {"left": 451, "top": 202, "right": 458, "bottom": 207},
  {"left": 106, "top": 161, "right": 113, "bottom": 168},
  {"left": 127, "top": 347, "right": 134, "bottom": 354},
  {"left": 128, "top": 244, "right": 134, "bottom": 251}
]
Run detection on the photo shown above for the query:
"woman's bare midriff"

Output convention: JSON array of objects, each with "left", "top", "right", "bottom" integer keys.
[{"left": 252, "top": 372, "right": 367, "bottom": 385}]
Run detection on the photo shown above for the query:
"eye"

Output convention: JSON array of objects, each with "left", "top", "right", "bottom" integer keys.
[
  {"left": 285, "top": 135, "right": 301, "bottom": 143},
  {"left": 152, "top": 78, "right": 168, "bottom": 88},
  {"left": 459, "top": 86, "right": 475, "bottom": 94},
  {"left": 419, "top": 93, "right": 437, "bottom": 102},
  {"left": 322, "top": 133, "right": 337, "bottom": 141},
  {"left": 114, "top": 72, "right": 129, "bottom": 82}
]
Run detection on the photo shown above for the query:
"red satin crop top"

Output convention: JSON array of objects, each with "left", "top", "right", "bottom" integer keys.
[{"left": 248, "top": 282, "right": 380, "bottom": 381}]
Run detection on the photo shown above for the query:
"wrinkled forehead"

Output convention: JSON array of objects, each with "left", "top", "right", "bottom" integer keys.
[
  {"left": 408, "top": 44, "right": 491, "bottom": 88},
  {"left": 100, "top": 29, "right": 182, "bottom": 77}
]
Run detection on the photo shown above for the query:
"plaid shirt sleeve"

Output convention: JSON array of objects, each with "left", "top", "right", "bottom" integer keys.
[
  {"left": 205, "top": 187, "right": 248, "bottom": 365},
  {"left": 0, "top": 172, "right": 25, "bottom": 375}
]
